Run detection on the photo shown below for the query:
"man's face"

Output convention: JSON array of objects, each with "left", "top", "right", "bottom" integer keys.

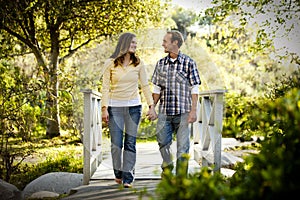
[{"left": 162, "top": 33, "right": 176, "bottom": 54}]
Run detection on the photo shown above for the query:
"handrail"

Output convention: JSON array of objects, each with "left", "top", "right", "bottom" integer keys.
[
  {"left": 193, "top": 89, "right": 227, "bottom": 172},
  {"left": 81, "top": 89, "right": 102, "bottom": 185}
]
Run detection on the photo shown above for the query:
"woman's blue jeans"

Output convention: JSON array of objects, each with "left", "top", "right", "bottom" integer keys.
[
  {"left": 108, "top": 105, "right": 141, "bottom": 184},
  {"left": 156, "top": 113, "right": 190, "bottom": 174}
]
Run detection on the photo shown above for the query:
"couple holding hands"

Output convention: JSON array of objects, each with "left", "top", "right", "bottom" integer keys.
[{"left": 101, "top": 30, "right": 201, "bottom": 188}]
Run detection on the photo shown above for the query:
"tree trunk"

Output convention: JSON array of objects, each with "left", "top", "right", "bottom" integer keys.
[
  {"left": 45, "top": 86, "right": 60, "bottom": 138},
  {"left": 46, "top": 29, "right": 61, "bottom": 138}
]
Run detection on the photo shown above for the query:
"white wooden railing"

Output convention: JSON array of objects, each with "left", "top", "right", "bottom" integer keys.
[
  {"left": 81, "top": 89, "right": 226, "bottom": 183},
  {"left": 193, "top": 89, "right": 227, "bottom": 172},
  {"left": 81, "top": 89, "right": 103, "bottom": 185}
]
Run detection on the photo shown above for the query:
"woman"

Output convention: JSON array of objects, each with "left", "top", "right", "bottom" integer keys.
[{"left": 101, "top": 32, "right": 156, "bottom": 188}]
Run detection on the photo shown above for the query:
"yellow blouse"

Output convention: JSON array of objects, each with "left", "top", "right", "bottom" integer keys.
[{"left": 101, "top": 58, "right": 154, "bottom": 107}]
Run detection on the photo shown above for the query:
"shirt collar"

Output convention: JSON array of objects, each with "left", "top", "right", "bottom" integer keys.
[{"left": 164, "top": 51, "right": 183, "bottom": 65}]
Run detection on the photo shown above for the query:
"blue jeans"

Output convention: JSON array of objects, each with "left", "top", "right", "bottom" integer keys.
[
  {"left": 156, "top": 113, "right": 190, "bottom": 174},
  {"left": 108, "top": 105, "right": 141, "bottom": 184}
]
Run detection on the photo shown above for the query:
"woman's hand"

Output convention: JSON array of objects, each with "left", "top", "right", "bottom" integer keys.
[
  {"left": 101, "top": 107, "right": 109, "bottom": 123},
  {"left": 146, "top": 105, "right": 157, "bottom": 121}
]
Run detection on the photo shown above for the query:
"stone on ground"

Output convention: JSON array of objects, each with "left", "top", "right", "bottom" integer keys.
[{"left": 22, "top": 172, "right": 83, "bottom": 199}]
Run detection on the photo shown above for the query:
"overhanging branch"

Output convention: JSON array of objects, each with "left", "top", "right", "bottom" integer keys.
[{"left": 59, "top": 38, "right": 92, "bottom": 63}]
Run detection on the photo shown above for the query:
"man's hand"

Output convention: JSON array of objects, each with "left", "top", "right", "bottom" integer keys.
[{"left": 188, "top": 110, "right": 197, "bottom": 123}]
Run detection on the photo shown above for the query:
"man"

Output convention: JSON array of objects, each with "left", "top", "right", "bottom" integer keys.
[{"left": 150, "top": 30, "right": 201, "bottom": 176}]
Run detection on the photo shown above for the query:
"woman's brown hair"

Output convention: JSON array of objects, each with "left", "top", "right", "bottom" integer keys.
[{"left": 110, "top": 32, "right": 140, "bottom": 67}]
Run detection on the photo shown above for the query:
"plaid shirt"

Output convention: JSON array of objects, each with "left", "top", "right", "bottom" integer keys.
[{"left": 151, "top": 52, "right": 201, "bottom": 115}]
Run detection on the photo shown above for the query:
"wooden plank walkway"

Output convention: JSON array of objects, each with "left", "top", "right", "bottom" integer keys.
[
  {"left": 62, "top": 139, "right": 242, "bottom": 199},
  {"left": 91, "top": 141, "right": 201, "bottom": 180},
  {"left": 62, "top": 141, "right": 200, "bottom": 200}
]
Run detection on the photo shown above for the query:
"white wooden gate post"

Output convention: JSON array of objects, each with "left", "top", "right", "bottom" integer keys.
[
  {"left": 193, "top": 89, "right": 227, "bottom": 172},
  {"left": 81, "top": 89, "right": 102, "bottom": 185}
]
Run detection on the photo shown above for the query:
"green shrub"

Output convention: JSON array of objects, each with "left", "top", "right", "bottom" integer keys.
[
  {"left": 10, "top": 146, "right": 83, "bottom": 190},
  {"left": 138, "top": 117, "right": 157, "bottom": 141},
  {"left": 227, "top": 88, "right": 300, "bottom": 199},
  {"left": 265, "top": 69, "right": 300, "bottom": 100},
  {"left": 0, "top": 61, "right": 43, "bottom": 182},
  {"left": 155, "top": 88, "right": 300, "bottom": 199},
  {"left": 156, "top": 167, "right": 229, "bottom": 200},
  {"left": 223, "top": 92, "right": 262, "bottom": 140}
]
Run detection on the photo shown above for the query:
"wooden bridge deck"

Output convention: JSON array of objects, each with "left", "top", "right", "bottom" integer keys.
[
  {"left": 75, "top": 89, "right": 229, "bottom": 199},
  {"left": 91, "top": 141, "right": 201, "bottom": 180},
  {"left": 62, "top": 138, "right": 242, "bottom": 199},
  {"left": 62, "top": 141, "right": 201, "bottom": 200}
]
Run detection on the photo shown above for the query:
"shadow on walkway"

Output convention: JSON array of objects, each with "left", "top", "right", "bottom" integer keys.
[{"left": 62, "top": 179, "right": 160, "bottom": 200}]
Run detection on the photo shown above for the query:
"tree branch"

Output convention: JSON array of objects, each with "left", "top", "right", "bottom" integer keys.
[{"left": 59, "top": 38, "right": 92, "bottom": 63}]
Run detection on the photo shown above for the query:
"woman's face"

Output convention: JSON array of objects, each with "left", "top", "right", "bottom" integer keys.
[{"left": 128, "top": 37, "right": 137, "bottom": 53}]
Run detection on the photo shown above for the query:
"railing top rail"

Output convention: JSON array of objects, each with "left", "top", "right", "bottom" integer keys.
[
  {"left": 199, "top": 89, "right": 228, "bottom": 96},
  {"left": 80, "top": 89, "right": 102, "bottom": 97}
]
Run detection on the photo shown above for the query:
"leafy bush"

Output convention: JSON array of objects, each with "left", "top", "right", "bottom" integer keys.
[
  {"left": 227, "top": 88, "right": 300, "bottom": 199},
  {"left": 223, "top": 69, "right": 300, "bottom": 141},
  {"left": 10, "top": 146, "right": 83, "bottom": 190},
  {"left": 223, "top": 92, "right": 262, "bottom": 140},
  {"left": 156, "top": 167, "right": 229, "bottom": 200},
  {"left": 265, "top": 68, "right": 300, "bottom": 100},
  {"left": 0, "top": 61, "right": 43, "bottom": 181},
  {"left": 155, "top": 88, "right": 300, "bottom": 199}
]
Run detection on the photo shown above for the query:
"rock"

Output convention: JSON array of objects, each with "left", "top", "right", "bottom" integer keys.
[
  {"left": 0, "top": 179, "right": 24, "bottom": 200},
  {"left": 23, "top": 172, "right": 83, "bottom": 199},
  {"left": 27, "top": 191, "right": 59, "bottom": 199}
]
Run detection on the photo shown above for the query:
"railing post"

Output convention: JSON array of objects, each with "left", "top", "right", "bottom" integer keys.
[
  {"left": 193, "top": 89, "right": 227, "bottom": 172},
  {"left": 81, "top": 89, "right": 102, "bottom": 185}
]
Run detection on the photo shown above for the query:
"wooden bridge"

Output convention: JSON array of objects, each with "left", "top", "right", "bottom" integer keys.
[{"left": 80, "top": 89, "right": 227, "bottom": 185}]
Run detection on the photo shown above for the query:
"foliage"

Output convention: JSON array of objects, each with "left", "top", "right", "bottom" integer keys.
[
  {"left": 156, "top": 167, "right": 229, "bottom": 200},
  {"left": 206, "top": 0, "right": 300, "bottom": 58},
  {"left": 197, "top": 1, "right": 300, "bottom": 97},
  {"left": 155, "top": 86, "right": 300, "bottom": 200},
  {"left": 265, "top": 68, "right": 300, "bottom": 100},
  {"left": 170, "top": 5, "right": 198, "bottom": 39},
  {"left": 197, "top": 19, "right": 296, "bottom": 95},
  {"left": 223, "top": 68, "right": 300, "bottom": 140},
  {"left": 0, "top": 61, "right": 43, "bottom": 182},
  {"left": 222, "top": 92, "right": 262, "bottom": 140},
  {"left": 0, "top": 0, "right": 164, "bottom": 59},
  {"left": 227, "top": 88, "right": 300, "bottom": 199},
  {"left": 138, "top": 117, "right": 157, "bottom": 141},
  {"left": 10, "top": 144, "right": 82, "bottom": 190},
  {"left": 0, "top": 0, "right": 165, "bottom": 137}
]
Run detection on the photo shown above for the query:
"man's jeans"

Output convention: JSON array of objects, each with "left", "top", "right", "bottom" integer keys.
[
  {"left": 108, "top": 105, "right": 141, "bottom": 184},
  {"left": 156, "top": 113, "right": 190, "bottom": 174}
]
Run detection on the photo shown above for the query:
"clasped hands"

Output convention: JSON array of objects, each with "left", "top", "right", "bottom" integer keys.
[{"left": 146, "top": 107, "right": 158, "bottom": 121}]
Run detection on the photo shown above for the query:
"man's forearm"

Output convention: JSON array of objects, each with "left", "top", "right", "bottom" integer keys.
[
  {"left": 152, "top": 93, "right": 160, "bottom": 106},
  {"left": 191, "top": 94, "right": 198, "bottom": 112}
]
